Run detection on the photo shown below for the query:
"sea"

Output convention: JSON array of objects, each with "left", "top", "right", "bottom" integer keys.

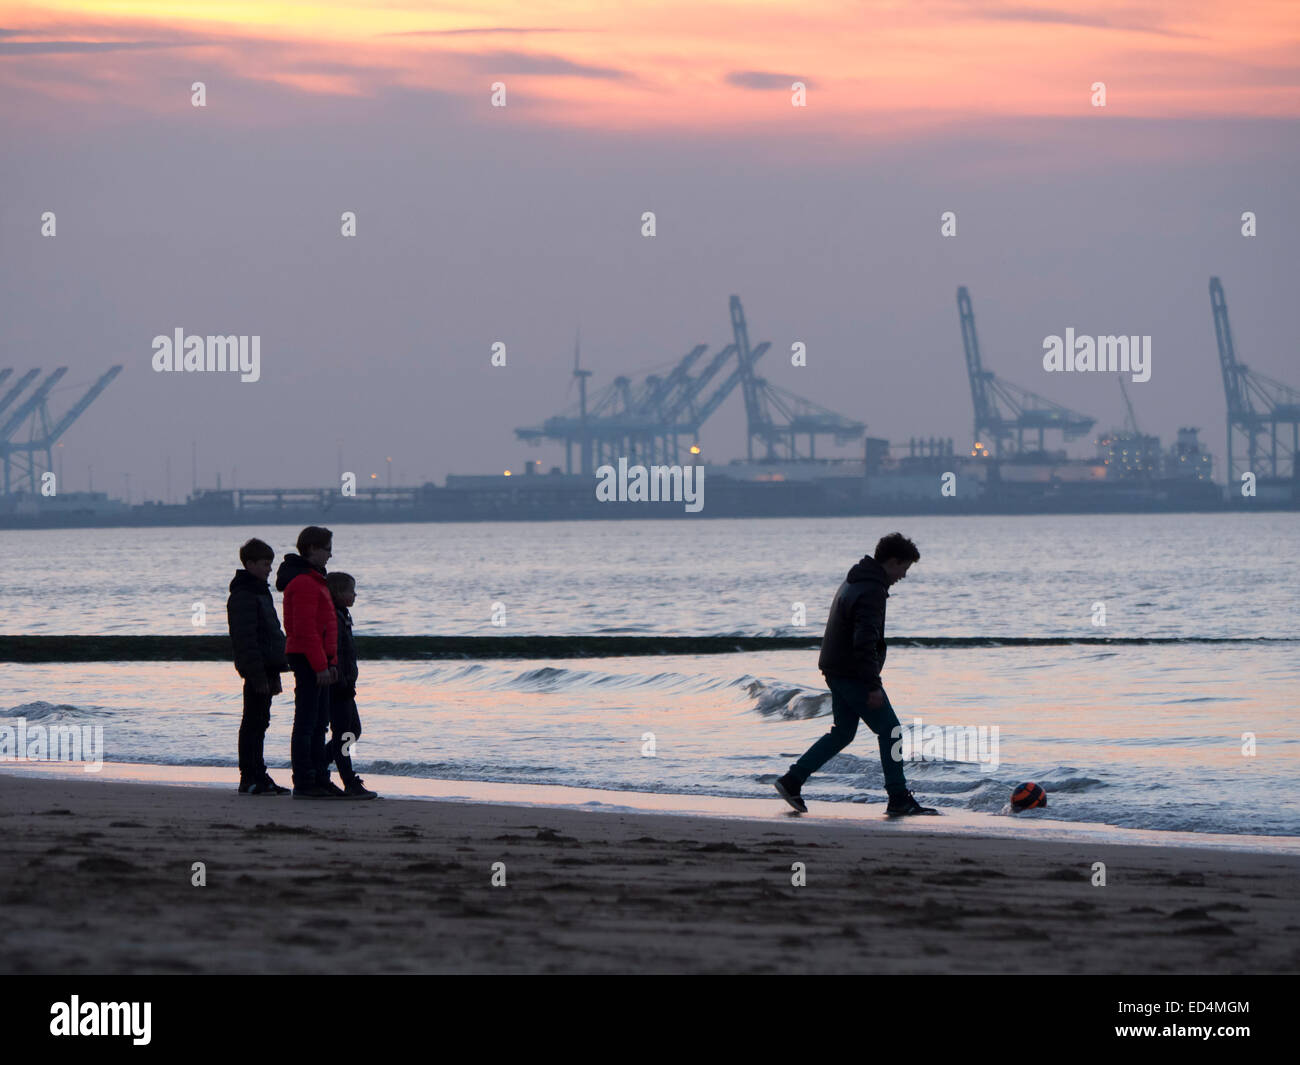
[{"left": 2, "top": 513, "right": 1297, "bottom": 839}]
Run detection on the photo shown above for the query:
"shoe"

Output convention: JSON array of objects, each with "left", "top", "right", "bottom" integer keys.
[
  {"left": 342, "top": 777, "right": 378, "bottom": 800},
  {"left": 238, "top": 779, "right": 255, "bottom": 794},
  {"left": 774, "top": 773, "right": 808, "bottom": 813},
  {"left": 292, "top": 784, "right": 335, "bottom": 799},
  {"left": 320, "top": 779, "right": 347, "bottom": 798},
  {"left": 248, "top": 775, "right": 289, "bottom": 796},
  {"left": 886, "top": 790, "right": 939, "bottom": 816}
]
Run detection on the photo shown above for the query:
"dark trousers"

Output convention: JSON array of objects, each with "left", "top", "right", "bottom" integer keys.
[
  {"left": 289, "top": 653, "right": 332, "bottom": 788},
  {"left": 237, "top": 680, "right": 273, "bottom": 783},
  {"left": 789, "top": 674, "right": 907, "bottom": 797},
  {"left": 325, "top": 686, "right": 362, "bottom": 786}
]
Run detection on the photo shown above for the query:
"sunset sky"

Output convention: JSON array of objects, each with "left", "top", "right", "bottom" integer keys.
[
  {"left": 5, "top": 1, "right": 1299, "bottom": 123},
  {"left": 2, "top": 1, "right": 1297, "bottom": 496}
]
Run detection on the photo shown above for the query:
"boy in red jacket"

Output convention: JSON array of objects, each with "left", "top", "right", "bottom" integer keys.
[{"left": 275, "top": 525, "right": 340, "bottom": 798}]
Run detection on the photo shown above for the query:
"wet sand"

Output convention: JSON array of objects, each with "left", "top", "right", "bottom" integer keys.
[{"left": 2, "top": 773, "right": 1297, "bottom": 974}]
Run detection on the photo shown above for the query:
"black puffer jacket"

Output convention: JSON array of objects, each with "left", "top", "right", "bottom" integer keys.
[
  {"left": 333, "top": 606, "right": 358, "bottom": 696},
  {"left": 227, "top": 570, "right": 288, "bottom": 679},
  {"left": 817, "top": 555, "right": 888, "bottom": 689}
]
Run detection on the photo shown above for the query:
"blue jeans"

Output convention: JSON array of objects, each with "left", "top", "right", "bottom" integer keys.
[
  {"left": 789, "top": 674, "right": 907, "bottom": 796},
  {"left": 288, "top": 653, "right": 332, "bottom": 788}
]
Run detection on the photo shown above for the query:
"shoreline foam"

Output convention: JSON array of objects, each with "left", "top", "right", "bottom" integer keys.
[{"left": 4, "top": 759, "right": 1298, "bottom": 856}]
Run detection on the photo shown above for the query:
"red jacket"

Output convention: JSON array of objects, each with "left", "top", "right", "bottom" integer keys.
[{"left": 276, "top": 557, "right": 337, "bottom": 673}]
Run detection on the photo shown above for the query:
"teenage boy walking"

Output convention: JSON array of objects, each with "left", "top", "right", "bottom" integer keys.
[{"left": 775, "top": 532, "right": 937, "bottom": 817}]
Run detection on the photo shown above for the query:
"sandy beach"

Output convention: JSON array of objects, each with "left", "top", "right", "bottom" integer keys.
[{"left": 2, "top": 772, "right": 1297, "bottom": 975}]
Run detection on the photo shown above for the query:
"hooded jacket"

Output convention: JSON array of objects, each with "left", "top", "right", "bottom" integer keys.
[
  {"left": 275, "top": 553, "right": 338, "bottom": 674},
  {"left": 226, "top": 569, "right": 288, "bottom": 679},
  {"left": 333, "top": 605, "right": 358, "bottom": 696},
  {"left": 817, "top": 554, "right": 889, "bottom": 689}
]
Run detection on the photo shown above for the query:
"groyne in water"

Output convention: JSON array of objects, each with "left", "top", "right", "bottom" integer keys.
[{"left": 0, "top": 634, "right": 1291, "bottom": 662}]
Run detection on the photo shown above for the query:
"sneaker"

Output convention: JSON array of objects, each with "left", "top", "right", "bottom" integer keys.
[
  {"left": 238, "top": 779, "right": 255, "bottom": 794},
  {"left": 342, "top": 777, "right": 378, "bottom": 800},
  {"left": 320, "top": 779, "right": 347, "bottom": 798},
  {"left": 774, "top": 773, "right": 808, "bottom": 813},
  {"left": 292, "top": 784, "right": 335, "bottom": 799},
  {"left": 885, "top": 790, "right": 939, "bottom": 816},
  {"left": 248, "top": 775, "right": 289, "bottom": 796}
]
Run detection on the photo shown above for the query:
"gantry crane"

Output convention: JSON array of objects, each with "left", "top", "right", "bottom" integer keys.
[
  {"left": 1210, "top": 276, "right": 1300, "bottom": 483},
  {"left": 515, "top": 296, "right": 865, "bottom": 470},
  {"left": 729, "top": 295, "right": 864, "bottom": 461},
  {"left": 957, "top": 286, "right": 1095, "bottom": 456},
  {"left": 1, "top": 366, "right": 122, "bottom": 494}
]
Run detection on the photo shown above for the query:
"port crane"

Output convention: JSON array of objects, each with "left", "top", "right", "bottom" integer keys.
[
  {"left": 516, "top": 296, "right": 865, "bottom": 471},
  {"left": 0, "top": 369, "right": 42, "bottom": 423},
  {"left": 1209, "top": 276, "right": 1300, "bottom": 483},
  {"left": 730, "top": 295, "right": 864, "bottom": 461},
  {"left": 957, "top": 286, "right": 1095, "bottom": 457},
  {"left": 0, "top": 366, "right": 122, "bottom": 494}
]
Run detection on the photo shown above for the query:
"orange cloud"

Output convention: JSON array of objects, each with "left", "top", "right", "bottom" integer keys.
[{"left": 0, "top": 0, "right": 1296, "bottom": 131}]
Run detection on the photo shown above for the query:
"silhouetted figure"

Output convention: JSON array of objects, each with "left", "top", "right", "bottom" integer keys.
[
  {"left": 775, "top": 532, "right": 936, "bottom": 816},
  {"left": 323, "top": 571, "right": 376, "bottom": 799},
  {"left": 227, "top": 537, "right": 289, "bottom": 795},
  {"left": 277, "top": 526, "right": 340, "bottom": 798}
]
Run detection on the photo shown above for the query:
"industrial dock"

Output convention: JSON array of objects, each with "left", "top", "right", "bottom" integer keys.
[{"left": 1, "top": 279, "right": 1295, "bottom": 529}]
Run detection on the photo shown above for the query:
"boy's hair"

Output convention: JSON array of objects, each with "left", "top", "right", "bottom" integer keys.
[
  {"left": 874, "top": 532, "right": 920, "bottom": 564},
  {"left": 296, "top": 525, "right": 333, "bottom": 555},
  {"left": 326, "top": 572, "right": 355, "bottom": 600},
  {"left": 239, "top": 537, "right": 274, "bottom": 565}
]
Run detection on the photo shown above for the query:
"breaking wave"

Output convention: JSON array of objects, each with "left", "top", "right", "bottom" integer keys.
[{"left": 1, "top": 701, "right": 111, "bottom": 721}]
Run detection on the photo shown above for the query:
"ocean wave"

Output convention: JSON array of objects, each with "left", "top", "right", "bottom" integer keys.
[
  {"left": 365, "top": 760, "right": 575, "bottom": 780},
  {"left": 1036, "top": 773, "right": 1107, "bottom": 792},
  {"left": 408, "top": 662, "right": 745, "bottom": 695},
  {"left": 440, "top": 663, "right": 488, "bottom": 682},
  {"left": 510, "top": 666, "right": 574, "bottom": 691},
  {"left": 505, "top": 665, "right": 720, "bottom": 693},
  {"left": 737, "top": 677, "right": 832, "bottom": 719},
  {"left": 1, "top": 700, "right": 110, "bottom": 721}
]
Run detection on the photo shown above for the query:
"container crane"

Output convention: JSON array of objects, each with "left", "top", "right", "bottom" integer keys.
[
  {"left": 957, "top": 286, "right": 1095, "bottom": 456},
  {"left": 1210, "top": 276, "right": 1300, "bottom": 483}
]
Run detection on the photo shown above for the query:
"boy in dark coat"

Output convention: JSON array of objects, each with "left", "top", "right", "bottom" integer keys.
[
  {"left": 775, "top": 531, "right": 936, "bottom": 817},
  {"left": 226, "top": 537, "right": 290, "bottom": 794},
  {"left": 324, "top": 572, "right": 376, "bottom": 799}
]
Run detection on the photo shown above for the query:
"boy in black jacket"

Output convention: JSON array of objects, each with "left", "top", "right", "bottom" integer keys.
[
  {"left": 227, "top": 538, "right": 290, "bottom": 795},
  {"left": 774, "top": 531, "right": 936, "bottom": 817},
  {"left": 323, "top": 572, "right": 376, "bottom": 799}
]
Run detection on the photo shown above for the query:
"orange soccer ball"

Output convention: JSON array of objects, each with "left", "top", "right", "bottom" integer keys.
[{"left": 1011, "top": 781, "right": 1047, "bottom": 811}]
